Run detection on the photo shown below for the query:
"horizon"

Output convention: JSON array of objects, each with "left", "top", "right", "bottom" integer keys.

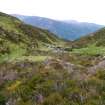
[{"left": 0, "top": 0, "right": 105, "bottom": 25}]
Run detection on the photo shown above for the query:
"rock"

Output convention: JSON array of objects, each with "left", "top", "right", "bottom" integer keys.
[
  {"left": 87, "top": 60, "right": 105, "bottom": 75},
  {"left": 36, "top": 94, "right": 44, "bottom": 104}
]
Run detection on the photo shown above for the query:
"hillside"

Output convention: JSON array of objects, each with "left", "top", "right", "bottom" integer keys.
[
  {"left": 73, "top": 27, "right": 105, "bottom": 48},
  {"left": 0, "top": 12, "right": 62, "bottom": 62},
  {"left": 0, "top": 12, "right": 60, "bottom": 44},
  {"left": 70, "top": 27, "right": 105, "bottom": 59},
  {"left": 12, "top": 14, "right": 104, "bottom": 40}
]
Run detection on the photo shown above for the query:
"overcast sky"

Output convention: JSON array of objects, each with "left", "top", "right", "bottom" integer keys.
[{"left": 0, "top": 0, "right": 105, "bottom": 25}]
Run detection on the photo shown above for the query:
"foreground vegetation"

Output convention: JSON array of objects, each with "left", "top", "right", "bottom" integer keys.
[{"left": 1, "top": 53, "right": 105, "bottom": 105}]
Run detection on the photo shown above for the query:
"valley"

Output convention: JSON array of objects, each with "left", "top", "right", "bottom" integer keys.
[{"left": 0, "top": 12, "right": 105, "bottom": 105}]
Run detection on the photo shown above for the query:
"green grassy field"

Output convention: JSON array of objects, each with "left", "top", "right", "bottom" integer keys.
[
  {"left": 72, "top": 45, "right": 105, "bottom": 56},
  {"left": 0, "top": 44, "right": 26, "bottom": 63},
  {"left": 15, "top": 55, "right": 49, "bottom": 62}
]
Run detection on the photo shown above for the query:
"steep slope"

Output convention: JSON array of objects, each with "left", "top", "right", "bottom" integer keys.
[
  {"left": 12, "top": 14, "right": 103, "bottom": 40},
  {"left": 0, "top": 12, "right": 60, "bottom": 44},
  {"left": 0, "top": 12, "right": 61, "bottom": 62}
]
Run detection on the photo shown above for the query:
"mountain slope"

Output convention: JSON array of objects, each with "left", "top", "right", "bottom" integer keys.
[
  {"left": 73, "top": 27, "right": 105, "bottom": 48},
  {"left": 12, "top": 14, "right": 104, "bottom": 40},
  {"left": 0, "top": 12, "right": 61, "bottom": 62},
  {"left": 0, "top": 12, "right": 60, "bottom": 44}
]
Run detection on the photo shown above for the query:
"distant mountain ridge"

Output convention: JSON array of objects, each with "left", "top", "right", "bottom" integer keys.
[{"left": 12, "top": 14, "right": 104, "bottom": 40}]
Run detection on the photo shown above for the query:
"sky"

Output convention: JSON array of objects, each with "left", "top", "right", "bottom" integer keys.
[{"left": 0, "top": 0, "right": 105, "bottom": 25}]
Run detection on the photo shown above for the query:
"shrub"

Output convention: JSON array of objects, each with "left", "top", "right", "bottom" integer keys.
[{"left": 0, "top": 94, "right": 6, "bottom": 105}]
